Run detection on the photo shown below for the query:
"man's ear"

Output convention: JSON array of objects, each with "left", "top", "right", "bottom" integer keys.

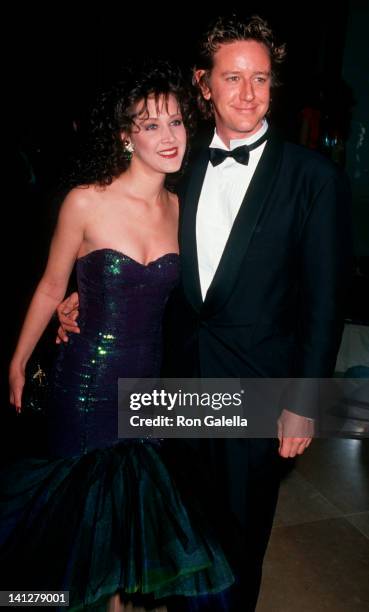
[{"left": 194, "top": 69, "right": 211, "bottom": 100}]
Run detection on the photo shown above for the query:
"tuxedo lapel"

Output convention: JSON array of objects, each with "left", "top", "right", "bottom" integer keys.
[
  {"left": 180, "top": 149, "right": 209, "bottom": 312},
  {"left": 202, "top": 131, "right": 284, "bottom": 317}
]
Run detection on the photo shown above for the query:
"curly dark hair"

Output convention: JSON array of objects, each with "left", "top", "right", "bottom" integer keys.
[
  {"left": 67, "top": 60, "right": 196, "bottom": 188},
  {"left": 194, "top": 14, "right": 287, "bottom": 119}
]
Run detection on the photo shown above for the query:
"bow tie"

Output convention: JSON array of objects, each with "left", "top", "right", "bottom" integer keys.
[{"left": 209, "top": 130, "right": 269, "bottom": 167}]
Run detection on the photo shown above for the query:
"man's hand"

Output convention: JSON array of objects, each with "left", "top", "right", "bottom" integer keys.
[
  {"left": 56, "top": 292, "right": 80, "bottom": 343},
  {"left": 277, "top": 408, "right": 314, "bottom": 458}
]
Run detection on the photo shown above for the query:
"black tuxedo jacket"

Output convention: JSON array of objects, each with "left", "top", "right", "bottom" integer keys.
[{"left": 164, "top": 131, "right": 352, "bottom": 417}]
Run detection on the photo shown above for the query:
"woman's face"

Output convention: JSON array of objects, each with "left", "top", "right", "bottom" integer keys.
[{"left": 128, "top": 93, "right": 187, "bottom": 174}]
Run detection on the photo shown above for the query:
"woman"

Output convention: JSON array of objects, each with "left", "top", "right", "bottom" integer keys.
[{"left": 3, "top": 61, "right": 233, "bottom": 611}]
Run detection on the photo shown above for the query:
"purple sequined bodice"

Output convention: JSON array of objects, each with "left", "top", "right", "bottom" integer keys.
[{"left": 49, "top": 249, "right": 179, "bottom": 456}]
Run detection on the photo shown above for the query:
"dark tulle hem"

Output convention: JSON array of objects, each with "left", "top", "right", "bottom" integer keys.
[{"left": 0, "top": 441, "right": 234, "bottom": 610}]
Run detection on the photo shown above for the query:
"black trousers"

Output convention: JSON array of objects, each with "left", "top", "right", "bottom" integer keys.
[{"left": 191, "top": 437, "right": 281, "bottom": 612}]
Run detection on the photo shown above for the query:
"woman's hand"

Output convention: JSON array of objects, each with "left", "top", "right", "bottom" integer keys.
[{"left": 9, "top": 360, "right": 26, "bottom": 414}]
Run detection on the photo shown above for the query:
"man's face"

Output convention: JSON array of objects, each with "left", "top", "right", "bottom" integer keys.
[{"left": 196, "top": 40, "right": 271, "bottom": 144}]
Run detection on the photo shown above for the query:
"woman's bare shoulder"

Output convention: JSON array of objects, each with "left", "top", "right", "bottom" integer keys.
[{"left": 59, "top": 185, "right": 102, "bottom": 218}]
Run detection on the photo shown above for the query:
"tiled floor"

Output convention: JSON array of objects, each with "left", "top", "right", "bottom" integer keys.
[{"left": 257, "top": 439, "right": 369, "bottom": 612}]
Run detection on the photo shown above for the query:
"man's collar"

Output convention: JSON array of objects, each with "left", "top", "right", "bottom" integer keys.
[{"left": 210, "top": 119, "right": 269, "bottom": 151}]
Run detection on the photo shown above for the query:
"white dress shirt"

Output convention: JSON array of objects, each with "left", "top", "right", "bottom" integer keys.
[{"left": 196, "top": 120, "right": 268, "bottom": 299}]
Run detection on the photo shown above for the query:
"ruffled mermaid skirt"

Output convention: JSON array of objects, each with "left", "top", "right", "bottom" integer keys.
[{"left": 0, "top": 441, "right": 234, "bottom": 611}]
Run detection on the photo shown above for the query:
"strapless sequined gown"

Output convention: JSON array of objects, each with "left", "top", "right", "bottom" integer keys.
[
  {"left": 0, "top": 250, "right": 233, "bottom": 611},
  {"left": 49, "top": 249, "right": 180, "bottom": 456}
]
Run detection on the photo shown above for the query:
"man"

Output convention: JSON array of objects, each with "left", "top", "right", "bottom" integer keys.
[
  {"left": 57, "top": 15, "right": 351, "bottom": 611},
  {"left": 175, "top": 14, "right": 351, "bottom": 609}
]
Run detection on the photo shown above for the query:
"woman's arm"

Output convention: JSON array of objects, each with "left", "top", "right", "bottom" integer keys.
[{"left": 9, "top": 188, "right": 89, "bottom": 411}]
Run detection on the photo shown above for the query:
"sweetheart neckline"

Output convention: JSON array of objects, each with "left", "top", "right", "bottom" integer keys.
[{"left": 76, "top": 248, "right": 179, "bottom": 267}]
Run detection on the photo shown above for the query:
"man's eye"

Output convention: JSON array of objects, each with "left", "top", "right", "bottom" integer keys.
[
  {"left": 226, "top": 76, "right": 239, "bottom": 82},
  {"left": 255, "top": 77, "right": 267, "bottom": 84}
]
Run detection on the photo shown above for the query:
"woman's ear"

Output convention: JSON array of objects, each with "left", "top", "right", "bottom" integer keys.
[{"left": 121, "top": 134, "right": 135, "bottom": 157}]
